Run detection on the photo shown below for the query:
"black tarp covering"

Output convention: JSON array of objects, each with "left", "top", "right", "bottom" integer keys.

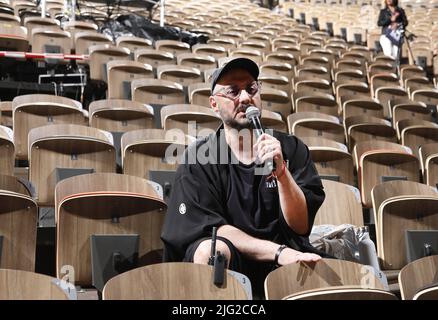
[{"left": 101, "top": 14, "right": 209, "bottom": 46}]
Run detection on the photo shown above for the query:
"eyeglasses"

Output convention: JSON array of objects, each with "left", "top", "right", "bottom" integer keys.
[{"left": 213, "top": 81, "right": 261, "bottom": 101}]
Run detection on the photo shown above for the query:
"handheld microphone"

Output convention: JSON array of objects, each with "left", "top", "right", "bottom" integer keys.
[{"left": 245, "top": 106, "right": 274, "bottom": 173}]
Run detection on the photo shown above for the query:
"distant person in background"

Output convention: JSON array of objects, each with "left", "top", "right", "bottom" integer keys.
[{"left": 378, "top": 0, "right": 408, "bottom": 59}]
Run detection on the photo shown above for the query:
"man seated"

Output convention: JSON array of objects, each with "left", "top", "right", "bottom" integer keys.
[{"left": 161, "top": 58, "right": 326, "bottom": 294}]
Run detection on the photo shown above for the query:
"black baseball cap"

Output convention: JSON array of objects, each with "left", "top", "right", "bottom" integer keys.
[{"left": 210, "top": 57, "right": 259, "bottom": 93}]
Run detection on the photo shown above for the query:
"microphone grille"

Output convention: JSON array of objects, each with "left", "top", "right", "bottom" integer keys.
[{"left": 245, "top": 106, "right": 260, "bottom": 120}]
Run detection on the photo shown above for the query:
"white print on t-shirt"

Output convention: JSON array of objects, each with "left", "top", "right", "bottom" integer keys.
[{"left": 179, "top": 203, "right": 187, "bottom": 215}]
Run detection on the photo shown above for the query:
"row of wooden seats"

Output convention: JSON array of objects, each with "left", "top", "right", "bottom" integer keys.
[{"left": 2, "top": 255, "right": 437, "bottom": 300}]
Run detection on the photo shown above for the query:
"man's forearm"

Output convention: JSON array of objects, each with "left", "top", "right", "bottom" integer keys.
[
  {"left": 217, "top": 225, "right": 280, "bottom": 262},
  {"left": 277, "top": 169, "right": 309, "bottom": 235}
]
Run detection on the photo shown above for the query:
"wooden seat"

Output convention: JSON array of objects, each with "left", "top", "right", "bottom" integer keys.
[
  {"left": 239, "top": 40, "right": 270, "bottom": 55},
  {"left": 0, "top": 24, "right": 29, "bottom": 51},
  {"left": 371, "top": 180, "right": 438, "bottom": 254},
  {"left": 264, "top": 52, "right": 296, "bottom": 67},
  {"left": 333, "top": 69, "right": 366, "bottom": 85},
  {"left": 376, "top": 194, "right": 438, "bottom": 270},
  {"left": 106, "top": 60, "right": 153, "bottom": 99},
  {"left": 131, "top": 78, "right": 186, "bottom": 107},
  {"left": 283, "top": 286, "right": 397, "bottom": 300},
  {"left": 368, "top": 62, "right": 396, "bottom": 80},
  {"left": 260, "top": 87, "right": 292, "bottom": 120},
  {"left": 63, "top": 21, "right": 98, "bottom": 51},
  {"left": 191, "top": 44, "right": 227, "bottom": 61},
  {"left": 0, "top": 181, "right": 37, "bottom": 271},
  {"left": 155, "top": 40, "right": 190, "bottom": 56},
  {"left": 261, "top": 109, "right": 287, "bottom": 132},
  {"left": 400, "top": 65, "right": 426, "bottom": 85},
  {"left": 354, "top": 141, "right": 420, "bottom": 207},
  {"left": 293, "top": 78, "right": 332, "bottom": 96},
  {"left": 345, "top": 115, "right": 397, "bottom": 150},
  {"left": 188, "top": 82, "right": 211, "bottom": 108},
  {"left": 0, "top": 101, "right": 12, "bottom": 128},
  {"left": 55, "top": 172, "right": 166, "bottom": 286},
  {"left": 295, "top": 65, "right": 330, "bottom": 82},
  {"left": 89, "top": 99, "right": 154, "bottom": 132},
  {"left": 103, "top": 262, "right": 249, "bottom": 300},
  {"left": 134, "top": 48, "right": 176, "bottom": 69},
  {"left": 370, "top": 73, "right": 400, "bottom": 98},
  {"left": 336, "top": 82, "right": 371, "bottom": 110},
  {"left": 391, "top": 100, "right": 432, "bottom": 130},
  {"left": 264, "top": 258, "right": 386, "bottom": 300},
  {"left": 260, "top": 61, "right": 294, "bottom": 80},
  {"left": 229, "top": 48, "right": 263, "bottom": 64},
  {"left": 74, "top": 31, "right": 112, "bottom": 55},
  {"left": 405, "top": 77, "right": 435, "bottom": 98},
  {"left": 399, "top": 255, "right": 438, "bottom": 300},
  {"left": 89, "top": 45, "right": 130, "bottom": 82},
  {"left": 300, "top": 137, "right": 354, "bottom": 186},
  {"left": 205, "top": 38, "right": 237, "bottom": 51},
  {"left": 375, "top": 86, "right": 408, "bottom": 119},
  {"left": 398, "top": 119, "right": 438, "bottom": 158},
  {"left": 419, "top": 143, "right": 438, "bottom": 188},
  {"left": 342, "top": 98, "right": 384, "bottom": 121},
  {"left": 293, "top": 92, "right": 338, "bottom": 117},
  {"left": 116, "top": 36, "right": 152, "bottom": 53},
  {"left": 259, "top": 73, "right": 291, "bottom": 94},
  {"left": 121, "top": 128, "right": 190, "bottom": 179},
  {"left": 157, "top": 64, "right": 203, "bottom": 86},
  {"left": 23, "top": 17, "right": 60, "bottom": 43},
  {"left": 0, "top": 269, "right": 68, "bottom": 300},
  {"left": 0, "top": 125, "right": 14, "bottom": 176},
  {"left": 31, "top": 28, "right": 70, "bottom": 54},
  {"left": 314, "top": 179, "right": 363, "bottom": 226},
  {"left": 12, "top": 94, "right": 86, "bottom": 160},
  {"left": 161, "top": 104, "right": 221, "bottom": 137},
  {"left": 28, "top": 124, "right": 116, "bottom": 206},
  {"left": 287, "top": 112, "right": 344, "bottom": 143},
  {"left": 0, "top": 13, "right": 20, "bottom": 27},
  {"left": 411, "top": 89, "right": 438, "bottom": 109},
  {"left": 176, "top": 53, "right": 217, "bottom": 72}
]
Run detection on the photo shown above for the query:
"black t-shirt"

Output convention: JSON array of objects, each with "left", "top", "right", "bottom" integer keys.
[
  {"left": 161, "top": 127, "right": 326, "bottom": 262},
  {"left": 226, "top": 153, "right": 280, "bottom": 240}
]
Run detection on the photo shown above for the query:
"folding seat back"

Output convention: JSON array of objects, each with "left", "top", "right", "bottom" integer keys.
[
  {"left": 288, "top": 112, "right": 344, "bottom": 143},
  {"left": 411, "top": 89, "right": 438, "bottom": 110},
  {"left": 229, "top": 48, "right": 263, "bottom": 64},
  {"left": 0, "top": 175, "right": 37, "bottom": 271},
  {"left": 63, "top": 21, "right": 98, "bottom": 50},
  {"left": 135, "top": 48, "right": 175, "bottom": 69},
  {"left": 399, "top": 255, "right": 438, "bottom": 300},
  {"left": 121, "top": 129, "right": 190, "bottom": 179},
  {"left": 370, "top": 73, "right": 400, "bottom": 97},
  {"left": 192, "top": 43, "right": 228, "bottom": 60},
  {"left": 293, "top": 92, "right": 338, "bottom": 117},
  {"left": 55, "top": 173, "right": 166, "bottom": 286},
  {"left": 0, "top": 24, "right": 29, "bottom": 51},
  {"left": 342, "top": 98, "right": 383, "bottom": 121},
  {"left": 0, "top": 125, "right": 14, "bottom": 175},
  {"left": 375, "top": 86, "right": 408, "bottom": 119},
  {"left": 107, "top": 60, "right": 153, "bottom": 99},
  {"left": 89, "top": 45, "right": 131, "bottom": 82},
  {"left": 0, "top": 269, "right": 68, "bottom": 300},
  {"left": 398, "top": 119, "right": 438, "bottom": 158},
  {"left": 0, "top": 101, "right": 12, "bottom": 127},
  {"left": 259, "top": 73, "right": 291, "bottom": 95},
  {"left": 354, "top": 141, "right": 420, "bottom": 207},
  {"left": 157, "top": 64, "right": 203, "bottom": 87},
  {"left": 295, "top": 66, "right": 331, "bottom": 82},
  {"left": 176, "top": 53, "right": 217, "bottom": 72},
  {"left": 103, "top": 262, "right": 249, "bottom": 300},
  {"left": 74, "top": 31, "right": 112, "bottom": 55},
  {"left": 155, "top": 40, "right": 190, "bottom": 56},
  {"left": 23, "top": 17, "right": 60, "bottom": 43},
  {"left": 419, "top": 143, "right": 438, "bottom": 188},
  {"left": 12, "top": 94, "right": 86, "bottom": 160},
  {"left": 116, "top": 36, "right": 152, "bottom": 53},
  {"left": 188, "top": 82, "right": 211, "bottom": 108},
  {"left": 300, "top": 137, "right": 354, "bottom": 185},
  {"left": 261, "top": 109, "right": 287, "bottom": 132},
  {"left": 31, "top": 28, "right": 71, "bottom": 54},
  {"left": 161, "top": 104, "right": 221, "bottom": 137},
  {"left": 392, "top": 100, "right": 433, "bottom": 131},
  {"left": 345, "top": 115, "right": 397, "bottom": 150},
  {"left": 260, "top": 87, "right": 292, "bottom": 120},
  {"left": 293, "top": 78, "right": 332, "bottom": 96},
  {"left": 206, "top": 38, "right": 237, "bottom": 51},
  {"left": 405, "top": 77, "right": 434, "bottom": 97},
  {"left": 314, "top": 179, "right": 363, "bottom": 226},
  {"left": 28, "top": 124, "right": 116, "bottom": 206},
  {"left": 265, "top": 259, "right": 386, "bottom": 300}
]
